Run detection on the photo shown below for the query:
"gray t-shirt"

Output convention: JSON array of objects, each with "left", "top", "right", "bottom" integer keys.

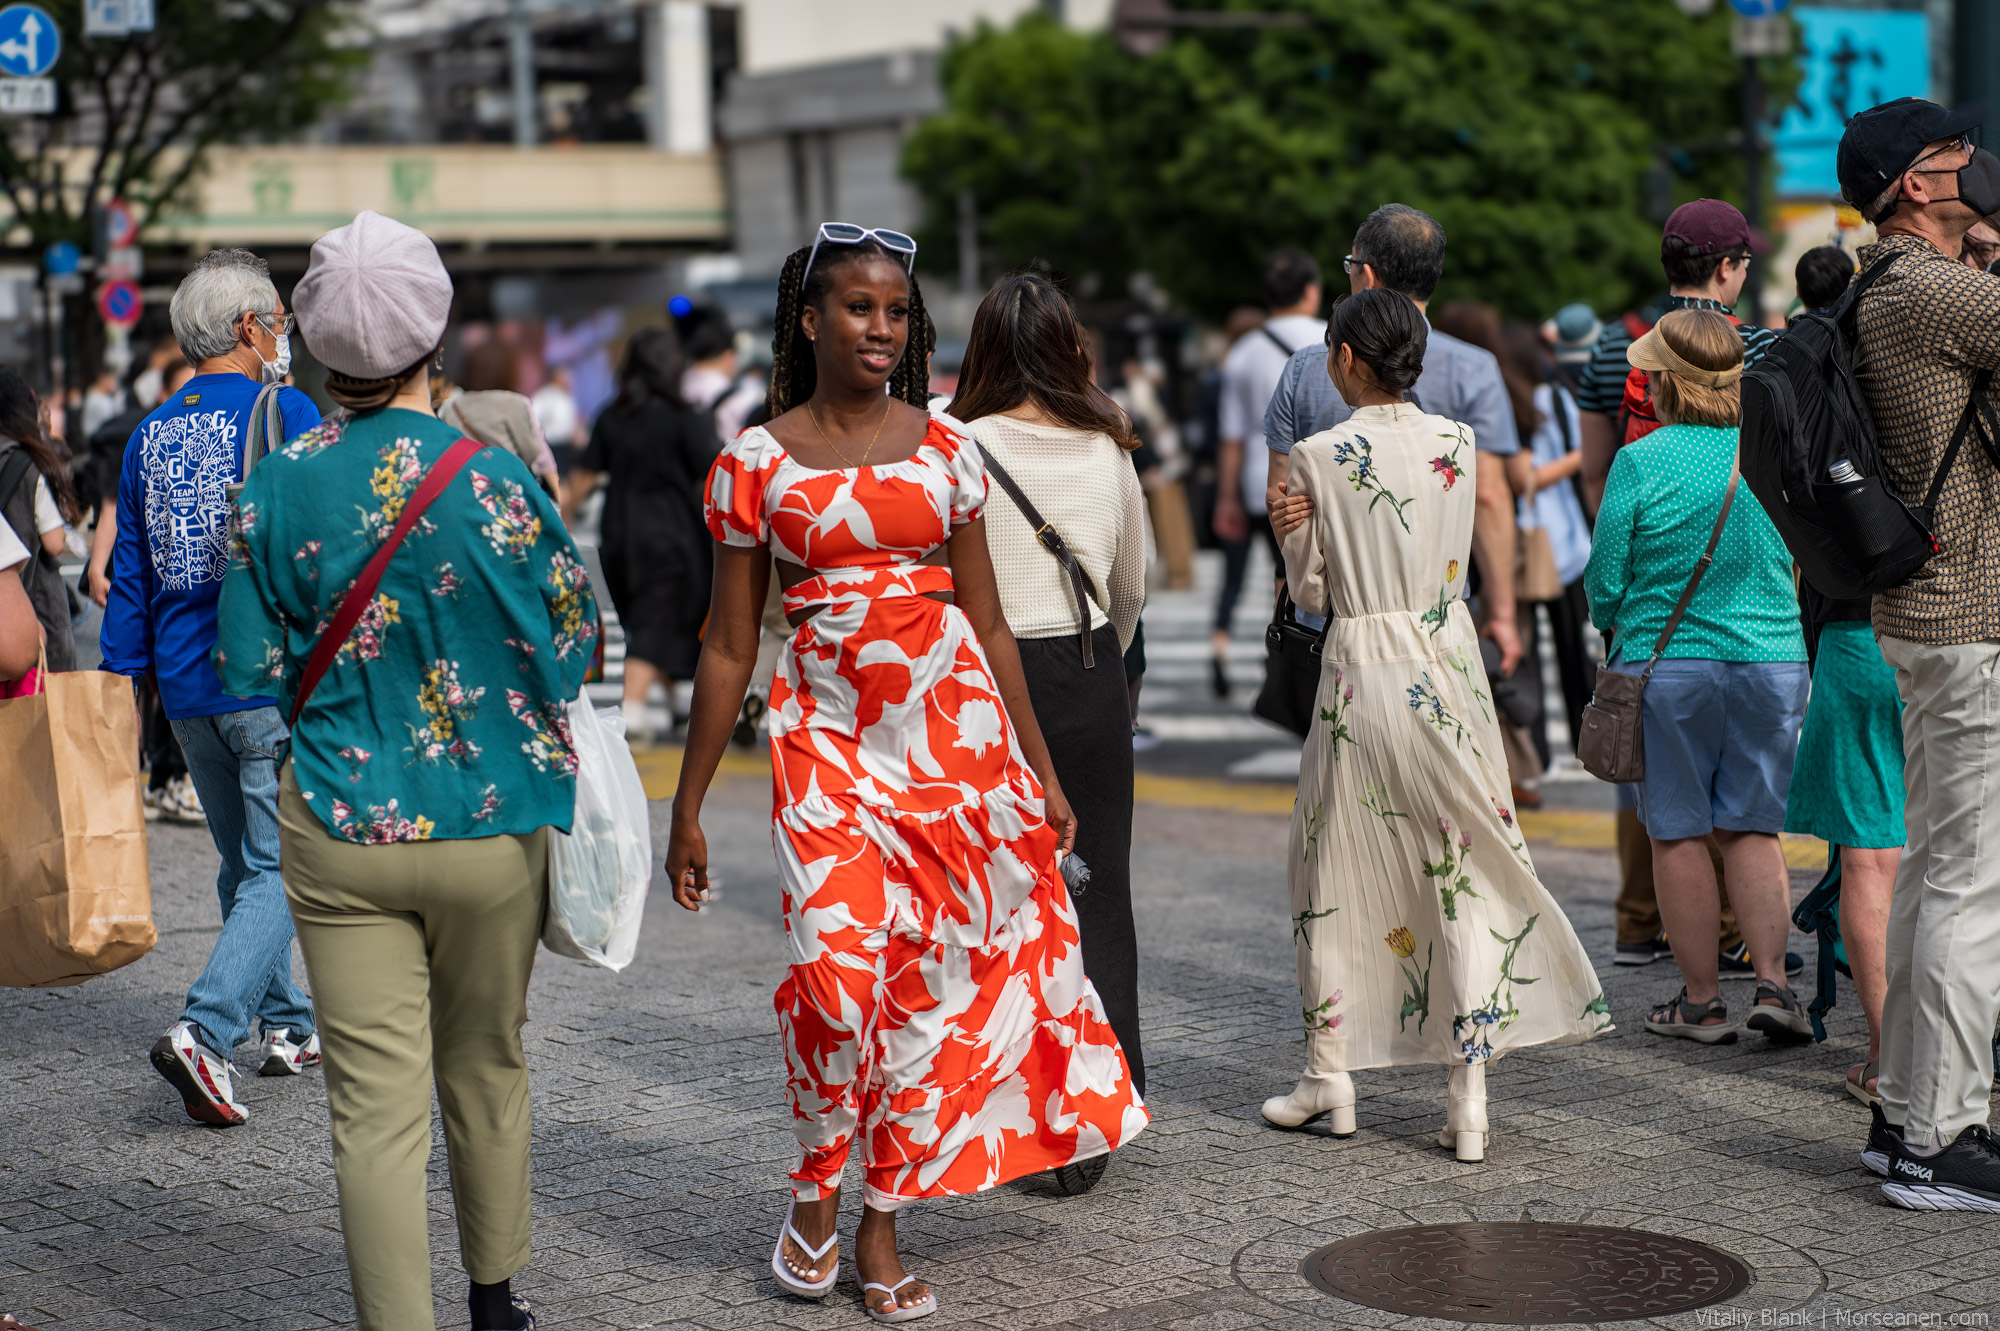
[{"left": 1261, "top": 326, "right": 1518, "bottom": 457}]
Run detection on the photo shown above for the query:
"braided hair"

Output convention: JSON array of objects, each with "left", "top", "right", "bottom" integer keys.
[{"left": 766, "top": 238, "right": 935, "bottom": 418}]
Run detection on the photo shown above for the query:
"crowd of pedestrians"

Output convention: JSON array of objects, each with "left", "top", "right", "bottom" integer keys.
[{"left": 4, "top": 90, "right": 2000, "bottom": 1329}]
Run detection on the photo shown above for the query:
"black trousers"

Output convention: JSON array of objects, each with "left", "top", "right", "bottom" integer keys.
[
  {"left": 1213, "top": 515, "right": 1276, "bottom": 635},
  {"left": 1539, "top": 578, "right": 1595, "bottom": 758},
  {"left": 140, "top": 673, "right": 186, "bottom": 791},
  {"left": 1016, "top": 622, "right": 1144, "bottom": 1096}
]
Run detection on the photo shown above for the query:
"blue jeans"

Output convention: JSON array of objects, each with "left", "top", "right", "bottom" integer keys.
[{"left": 170, "top": 707, "right": 315, "bottom": 1055}]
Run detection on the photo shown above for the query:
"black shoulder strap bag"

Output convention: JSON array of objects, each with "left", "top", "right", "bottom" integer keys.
[{"left": 981, "top": 449, "right": 1106, "bottom": 668}]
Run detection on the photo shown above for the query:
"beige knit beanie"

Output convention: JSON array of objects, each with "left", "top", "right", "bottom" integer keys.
[{"left": 293, "top": 210, "right": 453, "bottom": 380}]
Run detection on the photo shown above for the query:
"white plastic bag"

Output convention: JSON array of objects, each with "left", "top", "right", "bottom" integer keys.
[{"left": 543, "top": 689, "right": 652, "bottom": 970}]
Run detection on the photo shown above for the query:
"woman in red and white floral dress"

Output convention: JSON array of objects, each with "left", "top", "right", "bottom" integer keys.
[{"left": 666, "top": 229, "right": 1146, "bottom": 1324}]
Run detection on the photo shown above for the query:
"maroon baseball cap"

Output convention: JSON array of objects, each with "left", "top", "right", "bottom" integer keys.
[{"left": 1661, "top": 199, "right": 1754, "bottom": 258}]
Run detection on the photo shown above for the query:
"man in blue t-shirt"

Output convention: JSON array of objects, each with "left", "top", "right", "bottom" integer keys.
[{"left": 102, "top": 248, "right": 323, "bottom": 1127}]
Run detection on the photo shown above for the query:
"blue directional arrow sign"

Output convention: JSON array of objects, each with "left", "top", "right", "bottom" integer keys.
[
  {"left": 1730, "top": 0, "right": 1791, "bottom": 15},
  {"left": 0, "top": 5, "right": 59, "bottom": 79}
]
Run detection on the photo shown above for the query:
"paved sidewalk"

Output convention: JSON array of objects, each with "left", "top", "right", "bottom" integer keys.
[{"left": 4, "top": 764, "right": 1997, "bottom": 1330}]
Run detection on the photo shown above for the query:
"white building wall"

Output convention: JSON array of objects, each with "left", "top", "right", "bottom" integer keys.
[
  {"left": 830, "top": 125, "right": 922, "bottom": 238},
  {"left": 737, "top": 0, "right": 1111, "bottom": 74}
]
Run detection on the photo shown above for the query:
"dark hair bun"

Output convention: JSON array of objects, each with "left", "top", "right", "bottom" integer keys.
[
  {"left": 1374, "top": 342, "right": 1424, "bottom": 394},
  {"left": 1327, "top": 288, "right": 1428, "bottom": 396}
]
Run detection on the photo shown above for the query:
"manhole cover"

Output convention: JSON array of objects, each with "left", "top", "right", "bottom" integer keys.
[{"left": 1300, "top": 1221, "right": 1752, "bottom": 1323}]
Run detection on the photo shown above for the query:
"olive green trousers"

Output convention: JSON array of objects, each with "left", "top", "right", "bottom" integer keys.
[{"left": 279, "top": 765, "right": 546, "bottom": 1331}]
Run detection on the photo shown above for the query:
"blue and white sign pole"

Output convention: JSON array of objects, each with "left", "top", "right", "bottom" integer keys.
[
  {"left": 1728, "top": 0, "right": 1792, "bottom": 324},
  {"left": 0, "top": 3, "right": 59, "bottom": 116}
]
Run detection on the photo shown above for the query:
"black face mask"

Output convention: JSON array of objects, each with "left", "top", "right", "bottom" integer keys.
[
  {"left": 1879, "top": 145, "right": 2000, "bottom": 224},
  {"left": 1953, "top": 148, "right": 2000, "bottom": 221}
]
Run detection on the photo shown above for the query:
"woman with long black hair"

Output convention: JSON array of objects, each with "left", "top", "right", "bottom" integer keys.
[
  {"left": 948, "top": 272, "right": 1151, "bottom": 1101},
  {"left": 0, "top": 367, "right": 80, "bottom": 691},
  {"left": 571, "top": 326, "right": 720, "bottom": 737},
  {"left": 667, "top": 228, "right": 1145, "bottom": 1323}
]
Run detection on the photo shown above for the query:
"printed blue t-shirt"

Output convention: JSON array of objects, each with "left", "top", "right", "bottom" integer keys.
[{"left": 99, "top": 373, "right": 322, "bottom": 718}]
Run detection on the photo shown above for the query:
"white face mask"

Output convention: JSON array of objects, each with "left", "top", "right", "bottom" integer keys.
[{"left": 259, "top": 332, "right": 291, "bottom": 384}]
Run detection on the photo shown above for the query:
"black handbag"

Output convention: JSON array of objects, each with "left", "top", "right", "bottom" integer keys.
[{"left": 1252, "top": 584, "right": 1325, "bottom": 738}]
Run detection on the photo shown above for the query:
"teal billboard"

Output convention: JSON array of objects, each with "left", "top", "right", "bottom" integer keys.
[{"left": 1775, "top": 7, "right": 1932, "bottom": 198}]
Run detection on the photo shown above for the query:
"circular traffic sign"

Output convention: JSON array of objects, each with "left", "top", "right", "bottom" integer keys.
[
  {"left": 1729, "top": 0, "right": 1789, "bottom": 15},
  {"left": 42, "top": 239, "right": 77, "bottom": 275},
  {"left": 103, "top": 199, "right": 136, "bottom": 249},
  {"left": 0, "top": 5, "right": 59, "bottom": 79},
  {"left": 97, "top": 278, "right": 141, "bottom": 329}
]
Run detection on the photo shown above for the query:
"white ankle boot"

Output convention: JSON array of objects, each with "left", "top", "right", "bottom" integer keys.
[
  {"left": 1260, "top": 1071, "right": 1356, "bottom": 1136},
  {"left": 1438, "top": 1062, "right": 1488, "bottom": 1161}
]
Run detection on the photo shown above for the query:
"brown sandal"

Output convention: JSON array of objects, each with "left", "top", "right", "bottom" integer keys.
[{"left": 1846, "top": 1059, "right": 1881, "bottom": 1106}]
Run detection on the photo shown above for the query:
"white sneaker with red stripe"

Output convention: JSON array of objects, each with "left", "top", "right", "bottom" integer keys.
[
  {"left": 257, "top": 1027, "right": 321, "bottom": 1077},
  {"left": 149, "top": 1021, "right": 249, "bottom": 1126}
]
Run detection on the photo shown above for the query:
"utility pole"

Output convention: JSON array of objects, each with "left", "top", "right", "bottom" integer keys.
[
  {"left": 957, "top": 189, "right": 979, "bottom": 297},
  {"left": 1741, "top": 50, "right": 1764, "bottom": 324},
  {"left": 509, "top": 0, "right": 536, "bottom": 148}
]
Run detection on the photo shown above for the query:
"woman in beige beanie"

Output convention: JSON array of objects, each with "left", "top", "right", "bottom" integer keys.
[{"left": 215, "top": 210, "right": 596, "bottom": 1331}]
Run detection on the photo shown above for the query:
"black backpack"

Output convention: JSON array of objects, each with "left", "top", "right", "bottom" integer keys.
[{"left": 1740, "top": 252, "right": 1999, "bottom": 599}]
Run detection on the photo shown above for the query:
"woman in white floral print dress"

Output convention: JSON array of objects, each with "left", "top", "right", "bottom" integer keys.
[{"left": 1263, "top": 290, "right": 1608, "bottom": 1162}]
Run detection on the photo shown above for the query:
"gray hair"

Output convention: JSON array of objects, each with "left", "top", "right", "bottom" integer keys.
[
  {"left": 169, "top": 249, "right": 279, "bottom": 364},
  {"left": 1851, "top": 177, "right": 1902, "bottom": 225}
]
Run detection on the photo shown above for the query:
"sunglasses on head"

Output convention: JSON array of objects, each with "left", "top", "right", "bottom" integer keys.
[{"left": 805, "top": 223, "right": 917, "bottom": 282}]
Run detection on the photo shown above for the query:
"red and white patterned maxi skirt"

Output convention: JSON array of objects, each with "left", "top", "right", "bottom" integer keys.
[{"left": 767, "top": 563, "right": 1148, "bottom": 1210}]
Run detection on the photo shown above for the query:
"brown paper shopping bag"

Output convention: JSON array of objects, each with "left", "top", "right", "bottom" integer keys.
[{"left": 0, "top": 655, "right": 155, "bottom": 987}]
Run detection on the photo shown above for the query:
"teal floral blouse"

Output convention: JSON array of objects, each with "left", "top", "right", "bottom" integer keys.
[{"left": 215, "top": 407, "right": 598, "bottom": 844}]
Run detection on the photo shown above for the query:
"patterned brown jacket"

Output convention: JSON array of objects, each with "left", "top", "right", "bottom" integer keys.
[{"left": 1856, "top": 233, "right": 2000, "bottom": 645}]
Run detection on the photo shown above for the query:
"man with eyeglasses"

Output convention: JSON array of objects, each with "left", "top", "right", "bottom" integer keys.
[
  {"left": 1573, "top": 199, "right": 1776, "bottom": 512},
  {"left": 103, "top": 247, "right": 323, "bottom": 1128},
  {"left": 1260, "top": 204, "right": 1522, "bottom": 674},
  {"left": 1835, "top": 98, "right": 2000, "bottom": 1213}
]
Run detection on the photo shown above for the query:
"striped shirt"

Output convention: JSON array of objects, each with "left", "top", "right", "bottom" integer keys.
[{"left": 1572, "top": 295, "right": 1779, "bottom": 417}]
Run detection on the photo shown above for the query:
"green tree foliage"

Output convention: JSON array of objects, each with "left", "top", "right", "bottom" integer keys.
[
  {"left": 0, "top": 0, "right": 362, "bottom": 248},
  {"left": 905, "top": 1, "right": 1799, "bottom": 320}
]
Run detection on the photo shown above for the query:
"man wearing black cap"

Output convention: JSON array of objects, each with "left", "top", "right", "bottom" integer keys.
[
  {"left": 1840, "top": 96, "right": 2000, "bottom": 1213},
  {"left": 1575, "top": 198, "right": 1776, "bottom": 510}
]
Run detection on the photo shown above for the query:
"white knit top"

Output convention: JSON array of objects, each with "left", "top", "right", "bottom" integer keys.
[{"left": 967, "top": 414, "right": 1146, "bottom": 651}]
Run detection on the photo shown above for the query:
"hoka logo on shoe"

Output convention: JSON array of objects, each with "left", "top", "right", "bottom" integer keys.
[{"left": 1894, "top": 1158, "right": 1934, "bottom": 1181}]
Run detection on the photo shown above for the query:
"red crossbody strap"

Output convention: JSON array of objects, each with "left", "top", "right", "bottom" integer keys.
[{"left": 290, "top": 436, "right": 485, "bottom": 728}]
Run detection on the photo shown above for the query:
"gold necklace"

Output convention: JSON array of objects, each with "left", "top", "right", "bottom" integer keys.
[{"left": 806, "top": 398, "right": 892, "bottom": 469}]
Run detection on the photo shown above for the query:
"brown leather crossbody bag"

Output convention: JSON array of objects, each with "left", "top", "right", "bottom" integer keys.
[{"left": 1575, "top": 453, "right": 1740, "bottom": 784}]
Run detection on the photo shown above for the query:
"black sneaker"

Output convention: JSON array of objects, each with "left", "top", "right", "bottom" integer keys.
[
  {"left": 1862, "top": 1102, "right": 1903, "bottom": 1177},
  {"left": 470, "top": 1292, "right": 534, "bottom": 1331},
  {"left": 1614, "top": 936, "right": 1672, "bottom": 966},
  {"left": 1882, "top": 1125, "right": 2000, "bottom": 1212},
  {"left": 1210, "top": 656, "right": 1230, "bottom": 700},
  {"left": 1717, "top": 941, "right": 1804, "bottom": 979}
]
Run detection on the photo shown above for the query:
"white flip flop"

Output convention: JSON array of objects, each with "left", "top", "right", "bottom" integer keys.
[
  {"left": 769, "top": 1199, "right": 838, "bottom": 1299},
  {"left": 863, "top": 1274, "right": 936, "bottom": 1324}
]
